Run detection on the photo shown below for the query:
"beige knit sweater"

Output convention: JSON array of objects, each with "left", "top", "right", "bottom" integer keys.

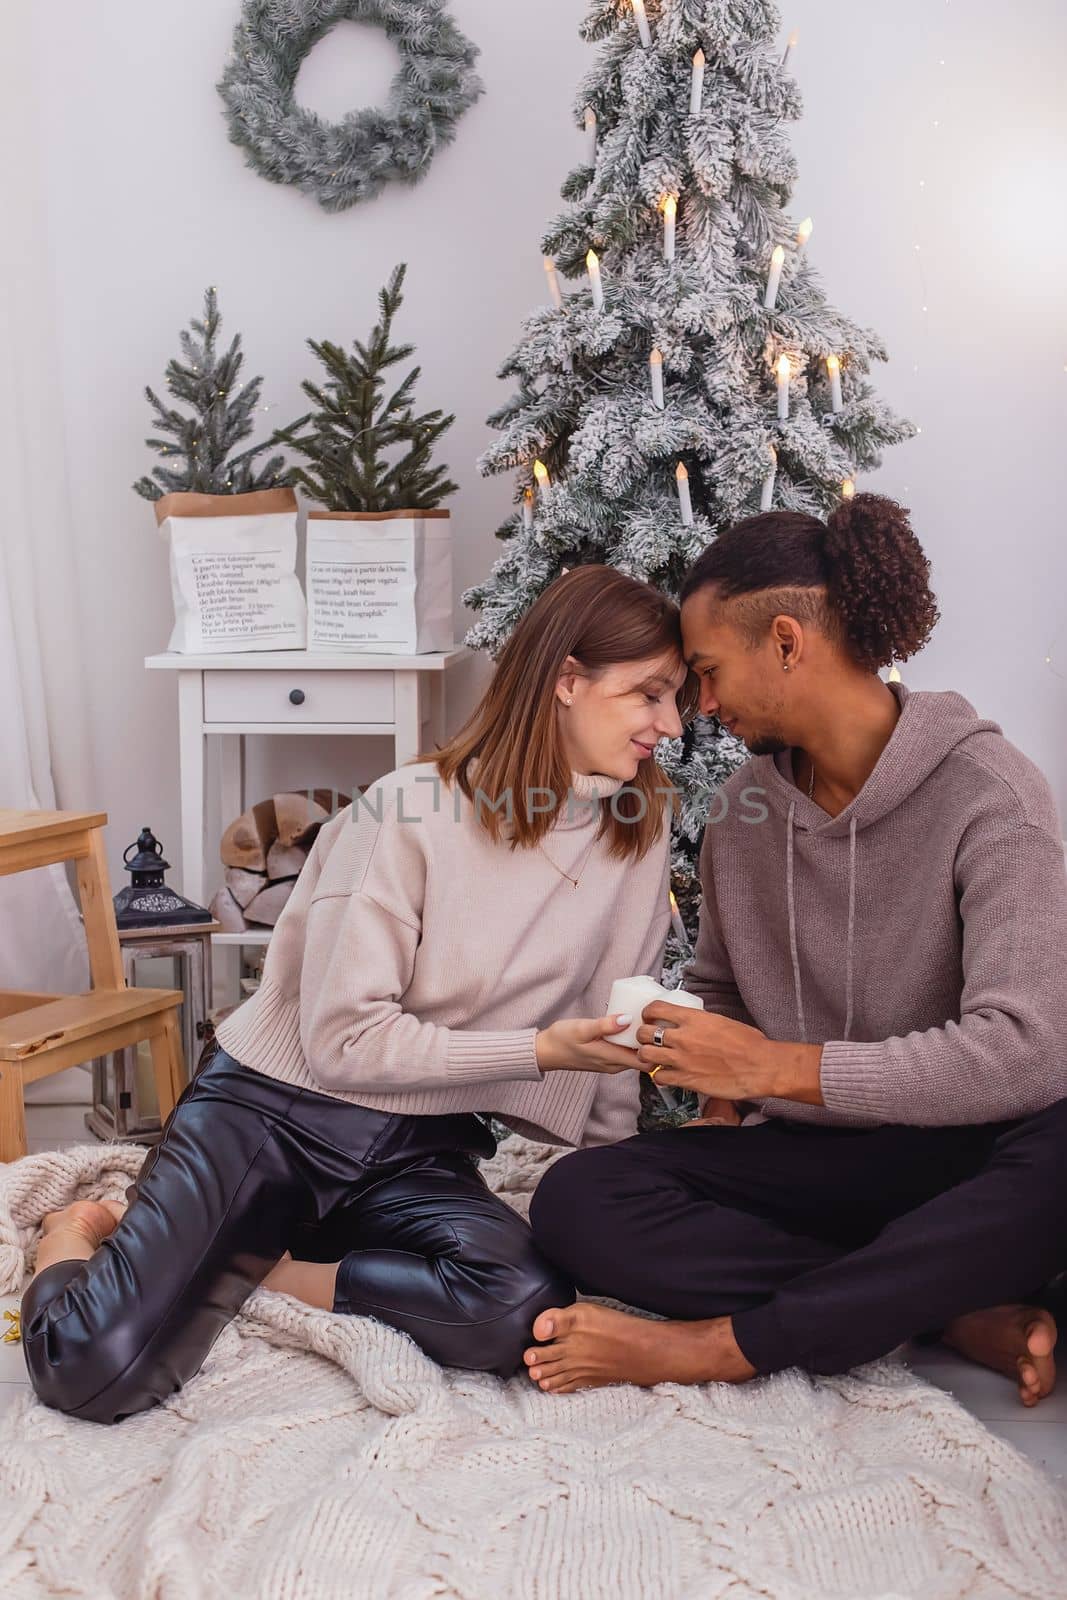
[{"left": 217, "top": 761, "right": 672, "bottom": 1147}]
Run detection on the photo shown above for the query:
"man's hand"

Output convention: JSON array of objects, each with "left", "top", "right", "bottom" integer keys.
[{"left": 635, "top": 1003, "right": 825, "bottom": 1106}]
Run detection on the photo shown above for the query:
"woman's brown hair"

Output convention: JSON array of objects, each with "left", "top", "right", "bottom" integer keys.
[{"left": 421, "top": 566, "right": 699, "bottom": 861}]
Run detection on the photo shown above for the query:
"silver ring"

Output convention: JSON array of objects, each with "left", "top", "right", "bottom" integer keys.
[{"left": 652, "top": 1025, "right": 667, "bottom": 1048}]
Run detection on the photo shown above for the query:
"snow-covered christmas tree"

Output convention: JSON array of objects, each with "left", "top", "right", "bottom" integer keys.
[{"left": 463, "top": 0, "right": 914, "bottom": 1012}]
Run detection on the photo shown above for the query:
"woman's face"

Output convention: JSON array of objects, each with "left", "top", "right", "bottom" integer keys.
[{"left": 555, "top": 653, "right": 688, "bottom": 780}]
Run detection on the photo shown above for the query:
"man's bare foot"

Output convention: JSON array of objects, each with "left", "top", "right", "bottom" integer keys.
[
  {"left": 40, "top": 1199, "right": 126, "bottom": 1246},
  {"left": 523, "top": 1303, "right": 757, "bottom": 1394},
  {"left": 941, "top": 1304, "right": 1057, "bottom": 1407}
]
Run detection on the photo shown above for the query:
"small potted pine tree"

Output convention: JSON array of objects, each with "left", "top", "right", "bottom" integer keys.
[
  {"left": 135, "top": 287, "right": 305, "bottom": 653},
  {"left": 271, "top": 264, "right": 457, "bottom": 655}
]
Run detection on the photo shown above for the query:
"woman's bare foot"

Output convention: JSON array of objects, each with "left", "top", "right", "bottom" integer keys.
[
  {"left": 40, "top": 1199, "right": 125, "bottom": 1244},
  {"left": 261, "top": 1252, "right": 341, "bottom": 1311},
  {"left": 941, "top": 1304, "right": 1057, "bottom": 1407},
  {"left": 523, "top": 1303, "right": 757, "bottom": 1394},
  {"left": 34, "top": 1199, "right": 127, "bottom": 1277}
]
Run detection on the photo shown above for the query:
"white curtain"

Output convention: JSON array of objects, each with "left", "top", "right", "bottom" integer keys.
[{"left": 0, "top": 7, "right": 94, "bottom": 994}]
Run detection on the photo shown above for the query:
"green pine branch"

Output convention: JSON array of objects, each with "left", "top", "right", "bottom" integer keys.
[
  {"left": 270, "top": 264, "right": 459, "bottom": 514},
  {"left": 132, "top": 287, "right": 289, "bottom": 501}
]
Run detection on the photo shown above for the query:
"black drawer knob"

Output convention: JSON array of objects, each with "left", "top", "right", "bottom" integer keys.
[{"left": 288, "top": 688, "right": 306, "bottom": 706}]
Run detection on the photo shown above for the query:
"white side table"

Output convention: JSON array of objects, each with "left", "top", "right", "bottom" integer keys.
[{"left": 145, "top": 648, "right": 470, "bottom": 1005}]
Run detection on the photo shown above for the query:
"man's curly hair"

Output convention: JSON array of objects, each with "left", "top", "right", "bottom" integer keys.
[{"left": 680, "top": 494, "right": 940, "bottom": 672}]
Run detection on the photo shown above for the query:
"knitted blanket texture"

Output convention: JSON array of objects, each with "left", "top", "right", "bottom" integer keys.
[{"left": 1, "top": 1138, "right": 1065, "bottom": 1599}]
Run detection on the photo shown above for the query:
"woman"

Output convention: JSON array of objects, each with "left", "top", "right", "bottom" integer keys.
[{"left": 22, "top": 565, "right": 699, "bottom": 1424}]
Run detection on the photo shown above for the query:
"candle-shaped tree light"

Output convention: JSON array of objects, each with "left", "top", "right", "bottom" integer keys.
[
  {"left": 764, "top": 245, "right": 785, "bottom": 309},
  {"left": 690, "top": 49, "right": 706, "bottom": 114},
  {"left": 649, "top": 347, "right": 665, "bottom": 409},
  {"left": 796, "top": 217, "right": 813, "bottom": 254},
  {"left": 675, "top": 462, "right": 694, "bottom": 526},
  {"left": 782, "top": 29, "right": 799, "bottom": 69},
  {"left": 662, "top": 194, "right": 677, "bottom": 263},
  {"left": 760, "top": 445, "right": 778, "bottom": 511},
  {"left": 544, "top": 256, "right": 563, "bottom": 309},
  {"left": 584, "top": 106, "right": 597, "bottom": 166},
  {"left": 826, "top": 354, "right": 843, "bottom": 412},
  {"left": 522, "top": 487, "right": 534, "bottom": 530},
  {"left": 631, "top": 0, "right": 652, "bottom": 48},
  {"left": 841, "top": 477, "right": 856, "bottom": 499},
  {"left": 586, "top": 249, "right": 604, "bottom": 311},
  {"left": 776, "top": 355, "right": 791, "bottom": 420},
  {"left": 533, "top": 459, "right": 551, "bottom": 499}
]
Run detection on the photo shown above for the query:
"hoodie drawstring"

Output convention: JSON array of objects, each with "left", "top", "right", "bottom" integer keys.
[
  {"left": 786, "top": 801, "right": 807, "bottom": 1043},
  {"left": 843, "top": 815, "right": 857, "bottom": 1043},
  {"left": 786, "top": 803, "right": 858, "bottom": 1046}
]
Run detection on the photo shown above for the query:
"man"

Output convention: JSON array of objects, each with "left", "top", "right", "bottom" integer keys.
[{"left": 524, "top": 496, "right": 1067, "bottom": 1402}]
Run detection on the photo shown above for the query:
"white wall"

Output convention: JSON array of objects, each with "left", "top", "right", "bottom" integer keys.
[{"left": 23, "top": 0, "right": 1067, "bottom": 899}]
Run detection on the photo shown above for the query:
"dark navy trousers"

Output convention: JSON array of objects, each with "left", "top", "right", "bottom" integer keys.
[
  {"left": 529, "top": 1100, "right": 1067, "bottom": 1375},
  {"left": 21, "top": 1047, "right": 573, "bottom": 1424}
]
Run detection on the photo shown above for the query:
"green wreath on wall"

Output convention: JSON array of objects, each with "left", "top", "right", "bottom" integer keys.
[{"left": 218, "top": 0, "right": 484, "bottom": 213}]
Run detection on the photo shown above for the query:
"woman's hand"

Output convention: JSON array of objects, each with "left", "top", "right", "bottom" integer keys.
[{"left": 535, "top": 1015, "right": 642, "bottom": 1074}]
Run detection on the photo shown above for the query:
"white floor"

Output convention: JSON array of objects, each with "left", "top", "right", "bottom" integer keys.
[{"left": 2, "top": 1091, "right": 1066, "bottom": 1489}]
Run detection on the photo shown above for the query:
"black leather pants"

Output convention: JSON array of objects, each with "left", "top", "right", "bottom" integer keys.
[{"left": 21, "top": 1047, "right": 574, "bottom": 1425}]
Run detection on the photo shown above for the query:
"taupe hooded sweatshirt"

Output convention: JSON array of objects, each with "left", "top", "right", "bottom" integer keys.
[{"left": 683, "top": 680, "right": 1067, "bottom": 1127}]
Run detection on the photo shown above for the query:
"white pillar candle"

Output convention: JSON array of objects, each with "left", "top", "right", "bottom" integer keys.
[
  {"left": 522, "top": 488, "right": 534, "bottom": 530},
  {"left": 841, "top": 477, "right": 856, "bottom": 500},
  {"left": 606, "top": 975, "right": 703, "bottom": 1051},
  {"left": 782, "top": 28, "right": 799, "bottom": 69},
  {"left": 796, "top": 216, "right": 813, "bottom": 254},
  {"left": 760, "top": 445, "right": 778, "bottom": 511},
  {"left": 776, "top": 355, "right": 791, "bottom": 420},
  {"left": 586, "top": 248, "right": 604, "bottom": 311},
  {"left": 533, "top": 459, "right": 551, "bottom": 499},
  {"left": 631, "top": 0, "right": 652, "bottom": 48},
  {"left": 676, "top": 461, "right": 694, "bottom": 526},
  {"left": 662, "top": 194, "right": 677, "bottom": 263},
  {"left": 690, "top": 49, "right": 706, "bottom": 114},
  {"left": 826, "top": 354, "right": 843, "bottom": 412},
  {"left": 764, "top": 244, "right": 785, "bottom": 309},
  {"left": 544, "top": 256, "right": 563, "bottom": 309},
  {"left": 584, "top": 106, "right": 597, "bottom": 166},
  {"left": 649, "top": 347, "right": 665, "bottom": 409},
  {"left": 668, "top": 891, "right": 690, "bottom": 950}
]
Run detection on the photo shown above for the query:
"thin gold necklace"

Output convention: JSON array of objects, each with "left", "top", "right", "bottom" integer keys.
[{"left": 537, "top": 828, "right": 601, "bottom": 888}]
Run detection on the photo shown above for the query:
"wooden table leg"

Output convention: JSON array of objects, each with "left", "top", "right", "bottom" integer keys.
[
  {"left": 394, "top": 672, "right": 424, "bottom": 766},
  {"left": 178, "top": 670, "right": 206, "bottom": 906},
  {"left": 76, "top": 828, "right": 124, "bottom": 989},
  {"left": 149, "top": 1010, "right": 186, "bottom": 1124},
  {"left": 0, "top": 1062, "right": 28, "bottom": 1163}
]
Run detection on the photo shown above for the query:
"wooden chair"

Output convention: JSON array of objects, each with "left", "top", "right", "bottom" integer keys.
[{"left": 0, "top": 809, "right": 187, "bottom": 1163}]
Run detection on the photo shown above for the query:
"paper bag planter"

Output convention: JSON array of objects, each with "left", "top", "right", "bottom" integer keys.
[
  {"left": 306, "top": 508, "right": 453, "bottom": 655},
  {"left": 155, "top": 487, "right": 307, "bottom": 654}
]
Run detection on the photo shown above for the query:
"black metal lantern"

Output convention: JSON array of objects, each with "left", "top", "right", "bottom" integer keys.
[
  {"left": 112, "top": 826, "right": 214, "bottom": 930},
  {"left": 89, "top": 827, "right": 218, "bottom": 1143}
]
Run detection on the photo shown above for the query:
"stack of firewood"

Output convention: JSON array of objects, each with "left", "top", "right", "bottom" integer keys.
[{"left": 210, "top": 790, "right": 352, "bottom": 932}]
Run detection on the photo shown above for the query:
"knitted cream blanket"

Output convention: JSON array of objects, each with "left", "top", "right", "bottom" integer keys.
[{"left": 1, "top": 1140, "right": 1065, "bottom": 1600}]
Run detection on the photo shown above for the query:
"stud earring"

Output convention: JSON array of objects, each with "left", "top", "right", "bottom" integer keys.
[{"left": 783, "top": 664, "right": 790, "bottom": 672}]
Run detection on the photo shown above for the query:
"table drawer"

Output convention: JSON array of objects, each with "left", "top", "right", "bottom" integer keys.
[{"left": 203, "top": 670, "right": 395, "bottom": 724}]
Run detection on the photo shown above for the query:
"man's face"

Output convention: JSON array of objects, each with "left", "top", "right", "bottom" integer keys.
[{"left": 680, "top": 589, "right": 790, "bottom": 756}]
